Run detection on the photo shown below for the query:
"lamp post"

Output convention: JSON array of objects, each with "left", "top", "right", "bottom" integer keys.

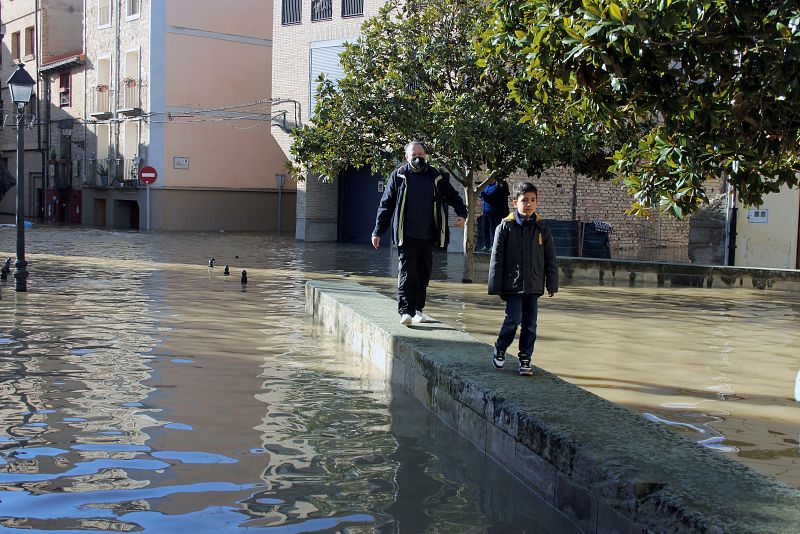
[{"left": 7, "top": 63, "right": 36, "bottom": 292}]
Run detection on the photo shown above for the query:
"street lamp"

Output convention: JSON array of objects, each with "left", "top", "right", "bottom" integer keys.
[{"left": 7, "top": 63, "right": 35, "bottom": 292}]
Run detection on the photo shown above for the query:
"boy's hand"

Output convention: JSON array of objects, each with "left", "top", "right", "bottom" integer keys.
[
  {"left": 454, "top": 217, "right": 465, "bottom": 228},
  {"left": 547, "top": 291, "right": 555, "bottom": 297},
  {"left": 371, "top": 236, "right": 381, "bottom": 249}
]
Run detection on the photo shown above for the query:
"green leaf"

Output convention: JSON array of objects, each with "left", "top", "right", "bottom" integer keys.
[{"left": 608, "top": 4, "right": 624, "bottom": 22}]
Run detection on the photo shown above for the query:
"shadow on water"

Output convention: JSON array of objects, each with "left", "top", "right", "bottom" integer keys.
[{"left": 0, "top": 226, "right": 577, "bottom": 532}]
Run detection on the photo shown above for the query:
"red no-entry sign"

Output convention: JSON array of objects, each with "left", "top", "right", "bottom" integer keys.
[{"left": 139, "top": 165, "right": 158, "bottom": 184}]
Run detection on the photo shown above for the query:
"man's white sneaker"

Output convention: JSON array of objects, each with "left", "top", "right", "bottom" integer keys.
[
  {"left": 400, "top": 313, "right": 413, "bottom": 325},
  {"left": 413, "top": 312, "right": 433, "bottom": 323}
]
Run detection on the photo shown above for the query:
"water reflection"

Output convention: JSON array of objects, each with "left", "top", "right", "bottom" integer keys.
[{"left": 0, "top": 226, "right": 574, "bottom": 532}]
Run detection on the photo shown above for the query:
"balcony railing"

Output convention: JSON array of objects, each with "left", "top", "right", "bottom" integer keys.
[
  {"left": 92, "top": 87, "right": 112, "bottom": 117},
  {"left": 85, "top": 157, "right": 141, "bottom": 189},
  {"left": 118, "top": 157, "right": 142, "bottom": 189},
  {"left": 120, "top": 80, "right": 141, "bottom": 115}
]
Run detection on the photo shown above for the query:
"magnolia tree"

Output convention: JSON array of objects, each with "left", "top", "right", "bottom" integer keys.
[
  {"left": 481, "top": 0, "right": 800, "bottom": 217},
  {"left": 290, "top": 0, "right": 609, "bottom": 282}
]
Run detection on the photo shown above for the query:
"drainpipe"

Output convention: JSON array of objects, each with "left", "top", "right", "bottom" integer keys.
[
  {"left": 114, "top": 0, "right": 122, "bottom": 181},
  {"left": 83, "top": 0, "right": 88, "bottom": 202},
  {"left": 42, "top": 71, "right": 51, "bottom": 219},
  {"left": 35, "top": 0, "right": 43, "bottom": 218}
]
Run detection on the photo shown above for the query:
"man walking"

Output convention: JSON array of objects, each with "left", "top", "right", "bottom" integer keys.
[{"left": 372, "top": 141, "right": 468, "bottom": 325}]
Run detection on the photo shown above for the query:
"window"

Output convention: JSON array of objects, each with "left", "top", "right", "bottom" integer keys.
[
  {"left": 59, "top": 72, "right": 71, "bottom": 107},
  {"left": 24, "top": 26, "right": 34, "bottom": 58},
  {"left": 11, "top": 32, "right": 20, "bottom": 61},
  {"left": 123, "top": 50, "right": 140, "bottom": 109},
  {"left": 127, "top": 0, "right": 140, "bottom": 18},
  {"left": 94, "top": 57, "right": 112, "bottom": 114},
  {"left": 282, "top": 0, "right": 301, "bottom": 24},
  {"left": 311, "top": 0, "right": 332, "bottom": 21},
  {"left": 341, "top": 0, "right": 363, "bottom": 17},
  {"left": 98, "top": 0, "right": 111, "bottom": 27}
]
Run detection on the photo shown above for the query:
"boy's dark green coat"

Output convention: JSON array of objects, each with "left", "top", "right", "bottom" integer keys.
[{"left": 488, "top": 212, "right": 559, "bottom": 296}]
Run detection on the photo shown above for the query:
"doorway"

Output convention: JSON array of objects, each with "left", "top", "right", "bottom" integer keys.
[
  {"left": 338, "top": 166, "right": 385, "bottom": 244},
  {"left": 95, "top": 198, "right": 106, "bottom": 226}
]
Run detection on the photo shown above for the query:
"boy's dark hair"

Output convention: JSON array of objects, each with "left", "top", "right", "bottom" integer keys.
[{"left": 513, "top": 181, "right": 538, "bottom": 199}]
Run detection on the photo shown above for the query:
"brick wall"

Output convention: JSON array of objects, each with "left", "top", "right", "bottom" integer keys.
[{"left": 505, "top": 168, "right": 726, "bottom": 262}]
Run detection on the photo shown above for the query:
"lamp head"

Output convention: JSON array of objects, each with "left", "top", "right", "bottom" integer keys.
[{"left": 7, "top": 63, "right": 35, "bottom": 105}]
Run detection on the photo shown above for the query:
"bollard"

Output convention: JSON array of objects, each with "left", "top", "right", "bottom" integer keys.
[{"left": 0, "top": 257, "right": 10, "bottom": 280}]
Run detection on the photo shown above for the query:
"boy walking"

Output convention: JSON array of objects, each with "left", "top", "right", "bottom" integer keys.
[{"left": 487, "top": 182, "right": 558, "bottom": 376}]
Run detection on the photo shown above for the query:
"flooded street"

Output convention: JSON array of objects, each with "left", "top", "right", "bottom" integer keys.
[
  {"left": 0, "top": 227, "right": 578, "bottom": 533},
  {"left": 0, "top": 228, "right": 799, "bottom": 531}
]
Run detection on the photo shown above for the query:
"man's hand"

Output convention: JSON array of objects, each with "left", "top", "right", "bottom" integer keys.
[
  {"left": 371, "top": 236, "right": 381, "bottom": 249},
  {"left": 547, "top": 290, "right": 556, "bottom": 298},
  {"left": 454, "top": 217, "right": 466, "bottom": 228}
]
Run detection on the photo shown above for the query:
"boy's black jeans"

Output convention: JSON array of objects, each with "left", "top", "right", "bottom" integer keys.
[
  {"left": 397, "top": 237, "right": 434, "bottom": 316},
  {"left": 495, "top": 294, "right": 539, "bottom": 358}
]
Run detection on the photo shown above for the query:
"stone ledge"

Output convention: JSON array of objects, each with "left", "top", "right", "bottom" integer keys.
[
  {"left": 472, "top": 253, "right": 800, "bottom": 292},
  {"left": 306, "top": 279, "right": 800, "bottom": 533}
]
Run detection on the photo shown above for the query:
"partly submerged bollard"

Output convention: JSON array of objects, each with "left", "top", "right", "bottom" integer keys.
[{"left": 0, "top": 257, "right": 10, "bottom": 280}]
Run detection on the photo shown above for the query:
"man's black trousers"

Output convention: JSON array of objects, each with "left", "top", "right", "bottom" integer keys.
[{"left": 397, "top": 237, "right": 434, "bottom": 316}]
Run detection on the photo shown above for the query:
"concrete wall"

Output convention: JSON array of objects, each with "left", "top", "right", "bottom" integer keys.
[
  {"left": 161, "top": 34, "right": 287, "bottom": 191},
  {"left": 735, "top": 185, "right": 800, "bottom": 269},
  {"left": 149, "top": 188, "right": 296, "bottom": 232}
]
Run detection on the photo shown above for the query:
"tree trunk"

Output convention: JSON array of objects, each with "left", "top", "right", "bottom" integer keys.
[{"left": 462, "top": 171, "right": 478, "bottom": 283}]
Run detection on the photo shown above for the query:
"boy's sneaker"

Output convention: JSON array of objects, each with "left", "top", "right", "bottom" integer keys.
[
  {"left": 518, "top": 355, "right": 533, "bottom": 376},
  {"left": 412, "top": 312, "right": 434, "bottom": 324},
  {"left": 492, "top": 347, "right": 506, "bottom": 369},
  {"left": 400, "top": 313, "right": 413, "bottom": 325}
]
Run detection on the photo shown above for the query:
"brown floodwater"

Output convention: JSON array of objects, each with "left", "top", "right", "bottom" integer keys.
[
  {"left": 0, "top": 226, "right": 580, "bottom": 533},
  {"left": 412, "top": 280, "right": 800, "bottom": 488}
]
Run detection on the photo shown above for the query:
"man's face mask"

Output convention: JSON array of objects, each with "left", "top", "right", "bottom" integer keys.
[{"left": 409, "top": 156, "right": 426, "bottom": 171}]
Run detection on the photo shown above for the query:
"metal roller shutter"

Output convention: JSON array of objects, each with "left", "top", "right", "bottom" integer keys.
[{"left": 309, "top": 45, "right": 346, "bottom": 116}]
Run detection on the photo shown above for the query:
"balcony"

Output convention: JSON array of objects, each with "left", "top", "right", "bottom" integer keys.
[
  {"left": 84, "top": 158, "right": 142, "bottom": 189},
  {"left": 91, "top": 86, "right": 112, "bottom": 119},
  {"left": 119, "top": 79, "right": 141, "bottom": 116},
  {"left": 53, "top": 160, "right": 74, "bottom": 189}
]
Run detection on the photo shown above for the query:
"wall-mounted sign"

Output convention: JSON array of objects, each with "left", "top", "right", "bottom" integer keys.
[
  {"left": 173, "top": 156, "right": 190, "bottom": 170},
  {"left": 747, "top": 208, "right": 768, "bottom": 223}
]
